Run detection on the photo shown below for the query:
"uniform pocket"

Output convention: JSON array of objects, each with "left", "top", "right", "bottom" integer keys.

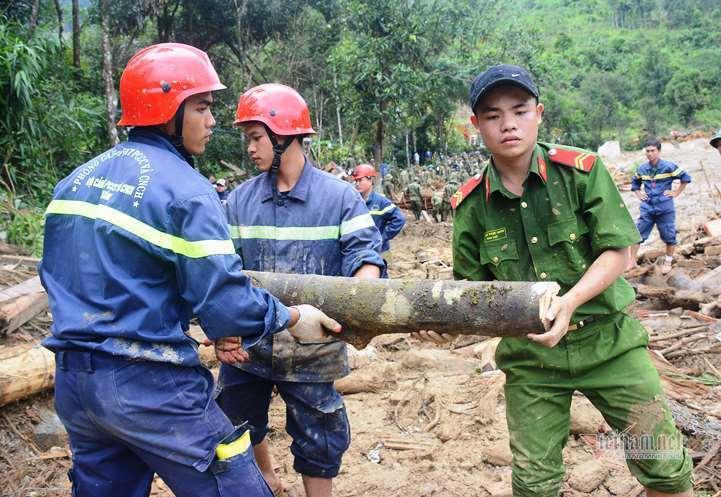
[
  {"left": 547, "top": 217, "right": 588, "bottom": 246},
  {"left": 479, "top": 239, "right": 519, "bottom": 267},
  {"left": 210, "top": 446, "right": 272, "bottom": 497},
  {"left": 547, "top": 217, "right": 591, "bottom": 281}
]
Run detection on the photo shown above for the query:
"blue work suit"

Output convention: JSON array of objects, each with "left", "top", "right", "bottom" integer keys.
[
  {"left": 40, "top": 128, "right": 287, "bottom": 497},
  {"left": 217, "top": 161, "right": 384, "bottom": 478},
  {"left": 631, "top": 159, "right": 691, "bottom": 244},
  {"left": 365, "top": 191, "right": 406, "bottom": 253}
]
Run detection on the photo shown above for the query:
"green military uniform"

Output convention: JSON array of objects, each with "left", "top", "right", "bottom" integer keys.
[
  {"left": 383, "top": 173, "right": 395, "bottom": 200},
  {"left": 406, "top": 180, "right": 422, "bottom": 221},
  {"left": 452, "top": 143, "right": 692, "bottom": 497},
  {"left": 399, "top": 169, "right": 410, "bottom": 190},
  {"left": 431, "top": 191, "right": 443, "bottom": 222},
  {"left": 442, "top": 181, "right": 457, "bottom": 221}
]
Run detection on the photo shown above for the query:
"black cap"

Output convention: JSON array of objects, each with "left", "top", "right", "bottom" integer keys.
[{"left": 469, "top": 64, "right": 539, "bottom": 112}]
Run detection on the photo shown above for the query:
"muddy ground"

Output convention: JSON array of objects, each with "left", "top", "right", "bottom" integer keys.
[{"left": 1, "top": 138, "right": 721, "bottom": 497}]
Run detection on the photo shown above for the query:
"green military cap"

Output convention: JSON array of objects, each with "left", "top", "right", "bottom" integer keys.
[{"left": 710, "top": 128, "right": 721, "bottom": 148}]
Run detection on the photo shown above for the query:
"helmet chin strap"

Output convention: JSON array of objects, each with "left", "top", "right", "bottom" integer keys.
[
  {"left": 164, "top": 102, "right": 194, "bottom": 165},
  {"left": 263, "top": 124, "right": 294, "bottom": 204}
]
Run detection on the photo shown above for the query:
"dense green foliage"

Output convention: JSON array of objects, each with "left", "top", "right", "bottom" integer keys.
[{"left": 1, "top": 0, "right": 721, "bottom": 253}]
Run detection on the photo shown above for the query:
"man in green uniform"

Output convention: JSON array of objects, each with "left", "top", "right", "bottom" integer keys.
[
  {"left": 431, "top": 190, "right": 444, "bottom": 222},
  {"left": 406, "top": 177, "right": 423, "bottom": 221},
  {"left": 442, "top": 180, "right": 457, "bottom": 222},
  {"left": 383, "top": 173, "right": 396, "bottom": 199},
  {"left": 452, "top": 64, "right": 693, "bottom": 497}
]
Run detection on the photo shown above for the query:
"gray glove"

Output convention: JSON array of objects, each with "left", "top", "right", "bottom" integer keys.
[{"left": 288, "top": 304, "right": 342, "bottom": 343}]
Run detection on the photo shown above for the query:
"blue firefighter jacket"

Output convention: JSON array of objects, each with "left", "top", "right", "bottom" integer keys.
[
  {"left": 365, "top": 191, "right": 406, "bottom": 253},
  {"left": 224, "top": 161, "right": 385, "bottom": 382},
  {"left": 631, "top": 159, "right": 691, "bottom": 212},
  {"left": 40, "top": 129, "right": 290, "bottom": 367}
]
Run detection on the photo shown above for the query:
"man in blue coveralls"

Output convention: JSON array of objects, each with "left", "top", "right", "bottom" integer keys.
[
  {"left": 628, "top": 138, "right": 691, "bottom": 274},
  {"left": 216, "top": 84, "right": 385, "bottom": 497},
  {"left": 352, "top": 163, "right": 406, "bottom": 258},
  {"left": 39, "top": 44, "right": 341, "bottom": 497}
]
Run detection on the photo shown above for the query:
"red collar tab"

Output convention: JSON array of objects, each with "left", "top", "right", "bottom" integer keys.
[
  {"left": 537, "top": 154, "right": 548, "bottom": 183},
  {"left": 450, "top": 173, "right": 483, "bottom": 209},
  {"left": 547, "top": 146, "right": 596, "bottom": 173}
]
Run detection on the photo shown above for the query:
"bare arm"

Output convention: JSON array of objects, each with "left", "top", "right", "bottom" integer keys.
[
  {"left": 353, "top": 263, "right": 381, "bottom": 279},
  {"left": 527, "top": 247, "right": 628, "bottom": 347}
]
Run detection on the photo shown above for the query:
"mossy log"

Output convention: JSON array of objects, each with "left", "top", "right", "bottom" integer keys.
[{"left": 245, "top": 271, "right": 559, "bottom": 349}]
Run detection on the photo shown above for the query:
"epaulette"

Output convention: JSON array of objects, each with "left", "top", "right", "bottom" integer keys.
[
  {"left": 544, "top": 144, "right": 597, "bottom": 173},
  {"left": 450, "top": 167, "right": 486, "bottom": 209}
]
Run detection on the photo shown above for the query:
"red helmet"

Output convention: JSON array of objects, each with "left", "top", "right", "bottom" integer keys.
[
  {"left": 234, "top": 83, "right": 315, "bottom": 136},
  {"left": 352, "top": 164, "right": 377, "bottom": 179},
  {"left": 117, "top": 43, "right": 226, "bottom": 127}
]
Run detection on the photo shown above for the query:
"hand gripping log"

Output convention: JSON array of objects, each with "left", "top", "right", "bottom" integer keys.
[{"left": 244, "top": 271, "right": 560, "bottom": 349}]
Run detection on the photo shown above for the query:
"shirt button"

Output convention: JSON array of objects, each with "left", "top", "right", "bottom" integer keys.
[
  {"left": 521, "top": 201, "right": 528, "bottom": 208},
  {"left": 548, "top": 148, "right": 557, "bottom": 156},
  {"left": 569, "top": 233, "right": 576, "bottom": 241},
  {"left": 540, "top": 272, "right": 548, "bottom": 279},
  {"left": 492, "top": 256, "right": 499, "bottom": 263},
  {"left": 530, "top": 236, "right": 538, "bottom": 244}
]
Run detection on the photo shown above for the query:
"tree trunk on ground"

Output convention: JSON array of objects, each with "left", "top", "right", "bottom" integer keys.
[
  {"left": 0, "top": 345, "right": 56, "bottom": 407},
  {"left": 52, "top": 0, "right": 63, "bottom": 48},
  {"left": 72, "top": 0, "right": 80, "bottom": 69},
  {"left": 244, "top": 271, "right": 559, "bottom": 349},
  {"left": 100, "top": 0, "right": 119, "bottom": 147}
]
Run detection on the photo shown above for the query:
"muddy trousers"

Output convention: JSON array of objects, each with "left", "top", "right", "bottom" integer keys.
[
  {"left": 54, "top": 350, "right": 273, "bottom": 497},
  {"left": 217, "top": 368, "right": 350, "bottom": 478},
  {"left": 496, "top": 313, "right": 693, "bottom": 497}
]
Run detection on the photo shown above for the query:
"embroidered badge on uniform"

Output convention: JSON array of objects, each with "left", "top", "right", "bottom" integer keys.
[{"left": 484, "top": 227, "right": 507, "bottom": 242}]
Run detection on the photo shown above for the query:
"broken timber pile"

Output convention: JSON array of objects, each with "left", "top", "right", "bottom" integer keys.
[
  {"left": 628, "top": 229, "right": 721, "bottom": 318},
  {"left": 244, "top": 270, "right": 559, "bottom": 348}
]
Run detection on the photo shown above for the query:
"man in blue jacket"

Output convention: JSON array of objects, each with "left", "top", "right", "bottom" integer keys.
[
  {"left": 352, "top": 163, "right": 406, "bottom": 256},
  {"left": 628, "top": 138, "right": 691, "bottom": 274},
  {"left": 216, "top": 84, "right": 384, "bottom": 497},
  {"left": 40, "top": 44, "right": 339, "bottom": 497}
]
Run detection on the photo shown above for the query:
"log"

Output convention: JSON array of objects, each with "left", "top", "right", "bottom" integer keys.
[
  {"left": 244, "top": 271, "right": 559, "bottom": 348},
  {"left": 666, "top": 270, "right": 700, "bottom": 291},
  {"left": 0, "top": 276, "right": 44, "bottom": 303},
  {"left": 0, "top": 328, "right": 216, "bottom": 407},
  {"left": 0, "top": 254, "right": 41, "bottom": 267},
  {"left": 0, "top": 345, "right": 55, "bottom": 408},
  {"left": 0, "top": 292, "right": 48, "bottom": 335},
  {"left": 695, "top": 265, "right": 721, "bottom": 296}
]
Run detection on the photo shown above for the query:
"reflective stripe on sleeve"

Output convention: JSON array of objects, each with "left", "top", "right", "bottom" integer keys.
[
  {"left": 45, "top": 199, "right": 235, "bottom": 259},
  {"left": 339, "top": 213, "right": 375, "bottom": 236},
  {"left": 229, "top": 213, "right": 376, "bottom": 241},
  {"left": 230, "top": 225, "right": 340, "bottom": 240},
  {"left": 369, "top": 204, "right": 396, "bottom": 216}
]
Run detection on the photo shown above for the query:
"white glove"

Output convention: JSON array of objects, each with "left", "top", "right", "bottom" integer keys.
[{"left": 288, "top": 304, "right": 342, "bottom": 343}]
